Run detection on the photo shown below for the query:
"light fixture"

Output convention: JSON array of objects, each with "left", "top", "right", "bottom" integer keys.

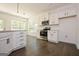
[
  {"left": 17, "top": 3, "right": 19, "bottom": 13},
  {"left": 16, "top": 3, "right": 26, "bottom": 18}
]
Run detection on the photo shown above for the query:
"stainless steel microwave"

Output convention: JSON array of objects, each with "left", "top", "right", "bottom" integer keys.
[{"left": 42, "top": 20, "right": 49, "bottom": 26}]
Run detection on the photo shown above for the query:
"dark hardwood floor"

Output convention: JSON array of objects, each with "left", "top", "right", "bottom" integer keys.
[{"left": 9, "top": 36, "right": 79, "bottom": 56}]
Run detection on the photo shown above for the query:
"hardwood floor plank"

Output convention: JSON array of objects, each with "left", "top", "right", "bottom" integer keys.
[{"left": 9, "top": 36, "right": 79, "bottom": 56}]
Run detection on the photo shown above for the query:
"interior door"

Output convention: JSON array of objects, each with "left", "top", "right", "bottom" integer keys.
[{"left": 59, "top": 16, "right": 77, "bottom": 44}]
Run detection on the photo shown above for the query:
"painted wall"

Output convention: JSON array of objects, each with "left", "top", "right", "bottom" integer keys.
[
  {"left": 59, "top": 16, "right": 77, "bottom": 44},
  {"left": 0, "top": 3, "right": 18, "bottom": 17},
  {"left": 75, "top": 4, "right": 79, "bottom": 49}
]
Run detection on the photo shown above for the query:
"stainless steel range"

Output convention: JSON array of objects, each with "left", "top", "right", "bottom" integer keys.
[{"left": 40, "top": 27, "right": 50, "bottom": 40}]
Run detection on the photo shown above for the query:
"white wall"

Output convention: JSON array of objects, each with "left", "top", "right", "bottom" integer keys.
[
  {"left": 75, "top": 4, "right": 79, "bottom": 49},
  {"left": 0, "top": 3, "right": 17, "bottom": 15},
  {"left": 59, "top": 16, "right": 77, "bottom": 44}
]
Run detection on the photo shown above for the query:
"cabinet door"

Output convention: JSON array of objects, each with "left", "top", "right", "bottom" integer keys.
[
  {"left": 48, "top": 31, "right": 52, "bottom": 42},
  {"left": 49, "top": 13, "right": 59, "bottom": 25},
  {"left": 12, "top": 36, "right": 19, "bottom": 49},
  {"left": 0, "top": 37, "right": 11, "bottom": 55},
  {"left": 48, "top": 30, "right": 58, "bottom": 43},
  {"left": 0, "top": 39, "right": 6, "bottom": 55},
  {"left": 12, "top": 31, "right": 27, "bottom": 50},
  {"left": 52, "top": 30, "right": 58, "bottom": 42},
  {"left": 12, "top": 32, "right": 20, "bottom": 49},
  {"left": 58, "top": 6, "right": 76, "bottom": 19},
  {"left": 49, "top": 15, "right": 55, "bottom": 24},
  {"left": 67, "top": 8, "right": 76, "bottom": 17},
  {"left": 58, "top": 10, "right": 66, "bottom": 18}
]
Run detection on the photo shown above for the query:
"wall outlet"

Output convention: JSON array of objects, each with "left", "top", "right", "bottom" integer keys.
[{"left": 65, "top": 35, "right": 68, "bottom": 38}]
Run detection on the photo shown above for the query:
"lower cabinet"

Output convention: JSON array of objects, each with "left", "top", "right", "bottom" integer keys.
[
  {"left": 48, "top": 30, "right": 58, "bottom": 43},
  {"left": 12, "top": 31, "right": 27, "bottom": 50},
  {"left": 0, "top": 36, "right": 12, "bottom": 56},
  {"left": 0, "top": 31, "right": 27, "bottom": 56}
]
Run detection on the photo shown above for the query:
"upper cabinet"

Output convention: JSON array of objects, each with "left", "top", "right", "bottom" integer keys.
[
  {"left": 40, "top": 12, "right": 49, "bottom": 21},
  {"left": 49, "top": 13, "right": 59, "bottom": 25},
  {"left": 39, "top": 12, "right": 49, "bottom": 26},
  {"left": 49, "top": 5, "right": 77, "bottom": 25},
  {"left": 58, "top": 5, "right": 77, "bottom": 19}
]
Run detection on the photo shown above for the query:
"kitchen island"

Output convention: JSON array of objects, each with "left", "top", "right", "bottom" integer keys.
[{"left": 0, "top": 30, "right": 27, "bottom": 56}]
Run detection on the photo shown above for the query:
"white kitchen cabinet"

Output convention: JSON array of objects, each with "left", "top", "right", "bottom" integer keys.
[
  {"left": 49, "top": 13, "right": 59, "bottom": 25},
  {"left": 67, "top": 8, "right": 76, "bottom": 17},
  {"left": 0, "top": 31, "right": 27, "bottom": 56},
  {"left": 12, "top": 31, "right": 27, "bottom": 50},
  {"left": 48, "top": 30, "right": 58, "bottom": 43},
  {"left": 58, "top": 6, "right": 77, "bottom": 19},
  {"left": 0, "top": 37, "right": 10, "bottom": 56},
  {"left": 0, "top": 32, "right": 12, "bottom": 56},
  {"left": 58, "top": 10, "right": 66, "bottom": 18}
]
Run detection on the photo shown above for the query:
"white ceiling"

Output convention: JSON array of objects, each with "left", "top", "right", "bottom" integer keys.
[
  {"left": 19, "top": 3, "right": 69, "bottom": 14},
  {"left": 0, "top": 3, "right": 71, "bottom": 17}
]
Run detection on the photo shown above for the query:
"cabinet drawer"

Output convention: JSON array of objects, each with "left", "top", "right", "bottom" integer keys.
[
  {"left": 0, "top": 33, "right": 10, "bottom": 39},
  {"left": 16, "top": 42, "right": 25, "bottom": 48},
  {"left": 19, "top": 43, "right": 25, "bottom": 46},
  {"left": 19, "top": 38, "right": 25, "bottom": 41}
]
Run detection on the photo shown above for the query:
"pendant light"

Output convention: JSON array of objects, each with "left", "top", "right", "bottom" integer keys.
[{"left": 17, "top": 3, "right": 19, "bottom": 13}]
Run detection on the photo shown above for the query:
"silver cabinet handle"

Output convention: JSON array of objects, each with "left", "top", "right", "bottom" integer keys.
[
  {"left": 20, "top": 39, "right": 24, "bottom": 41},
  {"left": 6, "top": 38, "right": 10, "bottom": 44},
  {"left": 20, "top": 36, "right": 23, "bottom": 37}
]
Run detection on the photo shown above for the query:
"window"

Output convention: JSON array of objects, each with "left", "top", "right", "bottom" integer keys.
[
  {"left": 11, "top": 20, "right": 19, "bottom": 30},
  {"left": 11, "top": 20, "right": 27, "bottom": 30},
  {"left": 0, "top": 20, "right": 4, "bottom": 31},
  {"left": 20, "top": 21, "right": 27, "bottom": 30}
]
